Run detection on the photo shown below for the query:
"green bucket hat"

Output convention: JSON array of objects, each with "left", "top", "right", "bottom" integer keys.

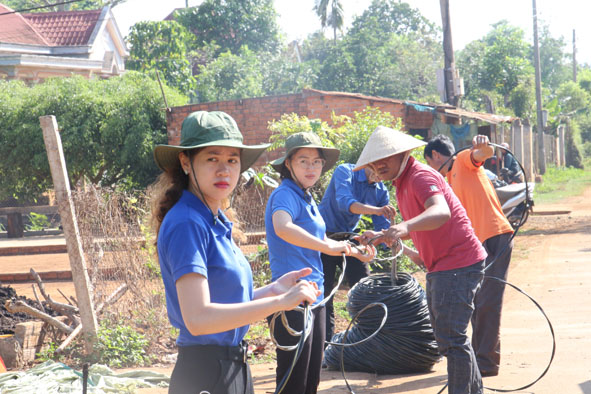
[
  {"left": 270, "top": 132, "right": 340, "bottom": 174},
  {"left": 154, "top": 111, "right": 270, "bottom": 173}
]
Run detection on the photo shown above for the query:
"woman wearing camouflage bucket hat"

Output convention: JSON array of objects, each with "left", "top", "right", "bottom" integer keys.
[
  {"left": 150, "top": 112, "right": 321, "bottom": 394},
  {"left": 265, "top": 132, "right": 375, "bottom": 393}
]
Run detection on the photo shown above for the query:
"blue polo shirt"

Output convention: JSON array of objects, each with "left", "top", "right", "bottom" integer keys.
[
  {"left": 265, "top": 179, "right": 325, "bottom": 302},
  {"left": 318, "top": 163, "right": 391, "bottom": 233},
  {"left": 157, "top": 190, "right": 253, "bottom": 346}
]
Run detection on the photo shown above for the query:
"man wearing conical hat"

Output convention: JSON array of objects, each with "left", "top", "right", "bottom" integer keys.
[{"left": 355, "top": 126, "right": 487, "bottom": 394}]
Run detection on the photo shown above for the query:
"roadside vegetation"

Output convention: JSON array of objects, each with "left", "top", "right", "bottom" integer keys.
[{"left": 534, "top": 159, "right": 591, "bottom": 204}]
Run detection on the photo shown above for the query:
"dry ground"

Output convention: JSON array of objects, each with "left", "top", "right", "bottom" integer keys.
[
  {"left": 3, "top": 186, "right": 591, "bottom": 393},
  {"left": 136, "top": 187, "right": 591, "bottom": 393}
]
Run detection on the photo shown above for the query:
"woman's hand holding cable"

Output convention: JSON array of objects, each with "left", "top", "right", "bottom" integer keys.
[
  {"left": 323, "top": 239, "right": 352, "bottom": 257},
  {"left": 280, "top": 280, "right": 320, "bottom": 310},
  {"left": 272, "top": 268, "right": 320, "bottom": 309},
  {"left": 349, "top": 243, "right": 377, "bottom": 263}
]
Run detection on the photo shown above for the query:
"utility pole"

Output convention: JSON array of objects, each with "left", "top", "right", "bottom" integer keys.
[
  {"left": 532, "top": 0, "right": 546, "bottom": 175},
  {"left": 439, "top": 0, "right": 459, "bottom": 106},
  {"left": 573, "top": 29, "right": 577, "bottom": 82}
]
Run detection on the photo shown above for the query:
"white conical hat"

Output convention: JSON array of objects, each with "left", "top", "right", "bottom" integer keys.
[{"left": 354, "top": 126, "right": 426, "bottom": 171}]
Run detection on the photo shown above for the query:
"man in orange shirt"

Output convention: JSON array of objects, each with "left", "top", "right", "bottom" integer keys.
[{"left": 424, "top": 134, "right": 514, "bottom": 377}]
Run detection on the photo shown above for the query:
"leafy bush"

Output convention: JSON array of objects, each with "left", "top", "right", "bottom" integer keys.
[
  {"left": 92, "top": 323, "right": 152, "bottom": 368},
  {"left": 0, "top": 73, "right": 187, "bottom": 203},
  {"left": 25, "top": 212, "right": 50, "bottom": 231}
]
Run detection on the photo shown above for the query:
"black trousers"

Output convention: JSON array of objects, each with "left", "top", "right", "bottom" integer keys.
[
  {"left": 321, "top": 253, "right": 369, "bottom": 341},
  {"left": 268, "top": 306, "right": 326, "bottom": 394},
  {"left": 169, "top": 342, "right": 253, "bottom": 394},
  {"left": 472, "top": 232, "right": 514, "bottom": 375}
]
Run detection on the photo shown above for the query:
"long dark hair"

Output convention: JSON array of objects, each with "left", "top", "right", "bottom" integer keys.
[{"left": 149, "top": 149, "right": 245, "bottom": 245}]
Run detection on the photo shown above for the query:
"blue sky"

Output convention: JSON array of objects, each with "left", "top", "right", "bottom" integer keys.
[{"left": 112, "top": 0, "right": 590, "bottom": 66}]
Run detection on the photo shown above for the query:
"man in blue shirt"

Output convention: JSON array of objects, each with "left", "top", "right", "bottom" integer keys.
[{"left": 318, "top": 163, "right": 395, "bottom": 341}]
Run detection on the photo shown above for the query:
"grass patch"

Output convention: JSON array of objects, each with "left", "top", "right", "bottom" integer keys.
[
  {"left": 534, "top": 162, "right": 591, "bottom": 205},
  {"left": 334, "top": 299, "right": 350, "bottom": 322}
]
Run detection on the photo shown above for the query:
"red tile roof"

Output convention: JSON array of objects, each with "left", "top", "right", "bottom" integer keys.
[
  {"left": 22, "top": 9, "right": 101, "bottom": 46},
  {"left": 0, "top": 4, "right": 50, "bottom": 45}
]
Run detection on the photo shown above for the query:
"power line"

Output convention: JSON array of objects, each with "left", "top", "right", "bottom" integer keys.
[{"left": 0, "top": 0, "right": 88, "bottom": 16}]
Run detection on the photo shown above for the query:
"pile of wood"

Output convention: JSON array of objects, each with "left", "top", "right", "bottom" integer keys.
[{"left": 4, "top": 268, "right": 127, "bottom": 354}]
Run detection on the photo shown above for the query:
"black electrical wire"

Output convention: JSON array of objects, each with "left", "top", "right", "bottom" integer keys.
[
  {"left": 0, "top": 0, "right": 87, "bottom": 16},
  {"left": 324, "top": 273, "right": 440, "bottom": 375},
  {"left": 271, "top": 249, "right": 391, "bottom": 394}
]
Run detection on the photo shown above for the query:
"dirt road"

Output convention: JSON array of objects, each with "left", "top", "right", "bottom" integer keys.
[
  {"left": 5, "top": 186, "right": 589, "bottom": 393},
  {"left": 130, "top": 186, "right": 591, "bottom": 394}
]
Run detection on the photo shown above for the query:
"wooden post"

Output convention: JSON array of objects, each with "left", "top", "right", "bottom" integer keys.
[{"left": 39, "top": 116, "right": 98, "bottom": 354}]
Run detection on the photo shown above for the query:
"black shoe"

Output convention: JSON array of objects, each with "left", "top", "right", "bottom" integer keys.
[{"left": 480, "top": 370, "right": 499, "bottom": 377}]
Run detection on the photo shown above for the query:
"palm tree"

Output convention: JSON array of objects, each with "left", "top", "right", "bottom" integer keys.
[{"left": 314, "top": 0, "right": 344, "bottom": 43}]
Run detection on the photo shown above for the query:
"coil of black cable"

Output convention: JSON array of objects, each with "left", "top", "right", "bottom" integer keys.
[{"left": 324, "top": 272, "right": 441, "bottom": 374}]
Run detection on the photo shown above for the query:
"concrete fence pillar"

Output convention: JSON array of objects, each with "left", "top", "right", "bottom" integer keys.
[
  {"left": 522, "top": 119, "right": 535, "bottom": 180},
  {"left": 511, "top": 119, "right": 524, "bottom": 164},
  {"left": 554, "top": 134, "right": 560, "bottom": 167},
  {"left": 559, "top": 125, "right": 566, "bottom": 167},
  {"left": 544, "top": 133, "right": 553, "bottom": 165}
]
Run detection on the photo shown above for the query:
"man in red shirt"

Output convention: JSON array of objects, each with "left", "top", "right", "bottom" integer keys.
[
  {"left": 424, "top": 134, "right": 514, "bottom": 377},
  {"left": 356, "top": 126, "right": 487, "bottom": 394}
]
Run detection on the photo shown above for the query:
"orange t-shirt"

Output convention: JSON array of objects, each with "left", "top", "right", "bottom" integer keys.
[{"left": 447, "top": 150, "right": 513, "bottom": 242}]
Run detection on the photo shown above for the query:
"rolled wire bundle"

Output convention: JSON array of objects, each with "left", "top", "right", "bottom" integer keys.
[{"left": 324, "top": 272, "right": 441, "bottom": 374}]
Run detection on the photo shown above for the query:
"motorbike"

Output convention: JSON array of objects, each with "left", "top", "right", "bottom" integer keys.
[
  {"left": 484, "top": 168, "right": 534, "bottom": 229},
  {"left": 493, "top": 179, "right": 535, "bottom": 229}
]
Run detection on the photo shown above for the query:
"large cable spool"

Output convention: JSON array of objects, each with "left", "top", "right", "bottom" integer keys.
[{"left": 324, "top": 272, "right": 441, "bottom": 374}]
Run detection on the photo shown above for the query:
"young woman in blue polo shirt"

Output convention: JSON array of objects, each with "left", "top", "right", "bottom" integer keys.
[
  {"left": 151, "top": 112, "right": 321, "bottom": 394},
  {"left": 265, "top": 132, "right": 375, "bottom": 394}
]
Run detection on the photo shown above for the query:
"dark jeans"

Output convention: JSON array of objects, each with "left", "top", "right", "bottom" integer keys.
[
  {"left": 427, "top": 261, "right": 484, "bottom": 394},
  {"left": 169, "top": 342, "right": 253, "bottom": 394},
  {"left": 268, "top": 306, "right": 326, "bottom": 394},
  {"left": 472, "top": 232, "right": 513, "bottom": 374},
  {"left": 322, "top": 253, "right": 369, "bottom": 341}
]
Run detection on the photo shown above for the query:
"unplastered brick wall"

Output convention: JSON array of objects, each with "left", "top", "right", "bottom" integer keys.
[{"left": 166, "top": 89, "right": 434, "bottom": 164}]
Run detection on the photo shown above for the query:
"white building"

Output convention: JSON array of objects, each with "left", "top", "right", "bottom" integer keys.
[{"left": 0, "top": 3, "right": 129, "bottom": 82}]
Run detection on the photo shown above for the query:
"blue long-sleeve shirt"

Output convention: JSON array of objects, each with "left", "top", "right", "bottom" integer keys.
[{"left": 318, "top": 163, "right": 391, "bottom": 233}]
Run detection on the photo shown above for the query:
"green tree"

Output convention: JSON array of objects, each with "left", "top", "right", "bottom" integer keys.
[
  {"left": 309, "top": 18, "right": 439, "bottom": 100},
  {"left": 175, "top": 0, "right": 282, "bottom": 55},
  {"left": 194, "top": 46, "right": 316, "bottom": 103},
  {"left": 539, "top": 24, "right": 571, "bottom": 92},
  {"left": 126, "top": 21, "right": 197, "bottom": 96},
  {"left": 457, "top": 21, "right": 534, "bottom": 114},
  {"left": 0, "top": 73, "right": 187, "bottom": 202},
  {"left": 556, "top": 81, "right": 590, "bottom": 114},
  {"left": 2, "top": 0, "right": 125, "bottom": 12},
  {"left": 313, "top": 0, "right": 344, "bottom": 42},
  {"left": 349, "top": 0, "right": 439, "bottom": 45}
]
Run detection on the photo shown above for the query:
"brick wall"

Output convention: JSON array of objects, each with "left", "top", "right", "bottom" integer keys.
[{"left": 166, "top": 89, "right": 435, "bottom": 162}]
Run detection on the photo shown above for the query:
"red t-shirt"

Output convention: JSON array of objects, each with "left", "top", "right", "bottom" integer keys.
[{"left": 394, "top": 157, "right": 487, "bottom": 272}]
